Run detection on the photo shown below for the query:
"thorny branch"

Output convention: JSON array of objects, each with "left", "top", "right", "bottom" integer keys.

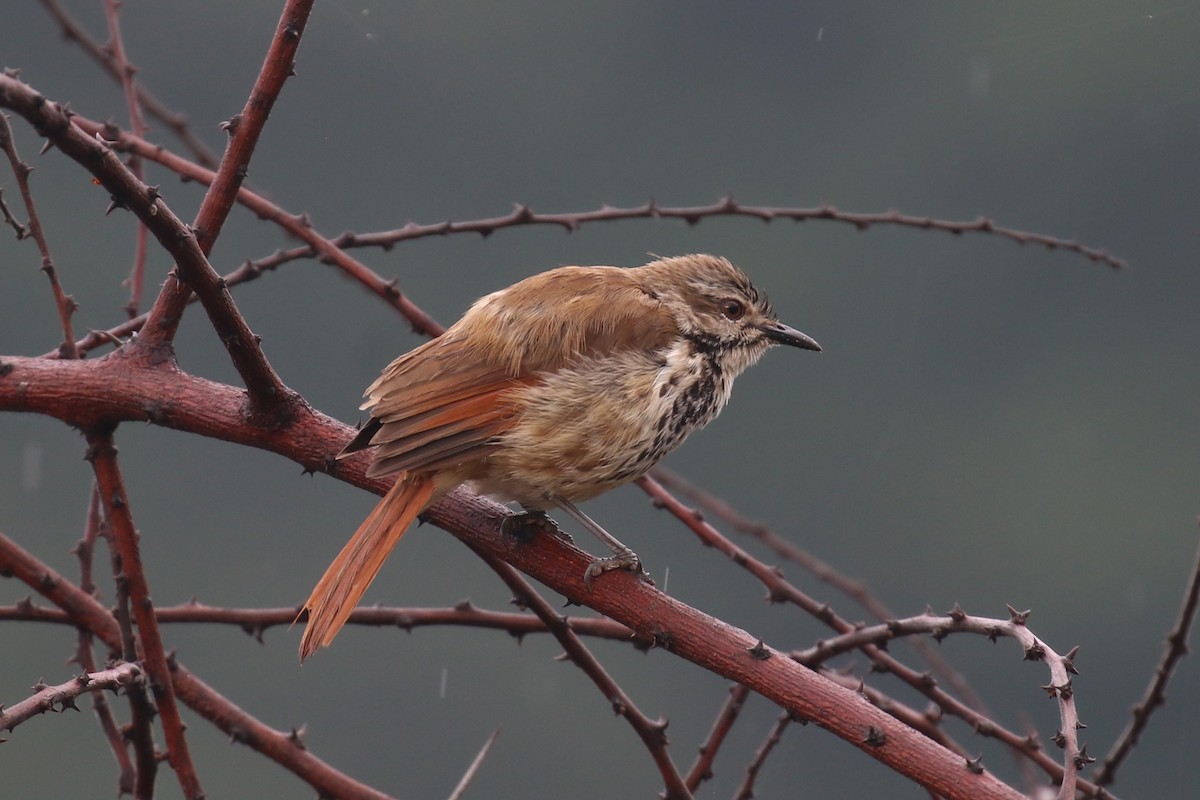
[
  {"left": 0, "top": 71, "right": 293, "bottom": 413},
  {"left": 0, "top": 663, "right": 144, "bottom": 738},
  {"left": 136, "top": 0, "right": 316, "bottom": 373},
  {"left": 651, "top": 465, "right": 993, "bottom": 716},
  {"left": 6, "top": 598, "right": 638, "bottom": 644},
  {"left": 473, "top": 547, "right": 693, "bottom": 800},
  {"left": 38, "top": 0, "right": 222, "bottom": 168},
  {"left": 685, "top": 684, "right": 751, "bottom": 791},
  {"left": 637, "top": 474, "right": 1105, "bottom": 798},
  {"left": 354, "top": 197, "right": 1126, "bottom": 269},
  {"left": 71, "top": 485, "right": 136, "bottom": 795},
  {"left": 1, "top": 6, "right": 1184, "bottom": 798},
  {"left": 0, "top": 355, "right": 1028, "bottom": 800},
  {"left": 736, "top": 712, "right": 793, "bottom": 800},
  {"left": 0, "top": 531, "right": 397, "bottom": 800},
  {"left": 0, "top": 109, "right": 78, "bottom": 358},
  {"left": 101, "top": 0, "right": 151, "bottom": 317},
  {"left": 86, "top": 430, "right": 205, "bottom": 800},
  {"left": 1095, "top": 531, "right": 1200, "bottom": 787}
]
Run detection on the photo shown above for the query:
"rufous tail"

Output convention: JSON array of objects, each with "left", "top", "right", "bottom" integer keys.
[{"left": 299, "top": 475, "right": 436, "bottom": 661}]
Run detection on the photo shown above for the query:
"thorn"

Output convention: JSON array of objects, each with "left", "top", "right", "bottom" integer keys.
[
  {"left": 965, "top": 753, "right": 985, "bottom": 774},
  {"left": 863, "top": 725, "right": 886, "bottom": 747},
  {"left": 1006, "top": 604, "right": 1031, "bottom": 625},
  {"left": 287, "top": 724, "right": 307, "bottom": 749},
  {"left": 1023, "top": 640, "right": 1046, "bottom": 661},
  {"left": 1063, "top": 645, "right": 1080, "bottom": 675},
  {"left": 946, "top": 602, "right": 967, "bottom": 622},
  {"left": 1074, "top": 743, "right": 1096, "bottom": 769},
  {"left": 747, "top": 640, "right": 771, "bottom": 661}
]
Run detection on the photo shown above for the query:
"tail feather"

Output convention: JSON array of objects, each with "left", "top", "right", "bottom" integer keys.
[{"left": 299, "top": 475, "right": 436, "bottom": 661}]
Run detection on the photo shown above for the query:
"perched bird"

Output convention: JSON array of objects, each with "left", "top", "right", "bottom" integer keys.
[{"left": 299, "top": 254, "right": 820, "bottom": 659}]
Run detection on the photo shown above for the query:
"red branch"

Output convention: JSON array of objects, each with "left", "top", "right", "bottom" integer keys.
[
  {"left": 38, "top": 0, "right": 222, "bottom": 168},
  {"left": 101, "top": 0, "right": 150, "bottom": 317},
  {"left": 637, "top": 474, "right": 1103, "bottom": 797},
  {"left": 86, "top": 430, "right": 205, "bottom": 800},
  {"left": 0, "top": 354, "right": 1024, "bottom": 800},
  {"left": 0, "top": 112, "right": 78, "bottom": 358},
  {"left": 475, "top": 549, "right": 691, "bottom": 799},
  {"left": 137, "top": 0, "right": 315, "bottom": 350},
  {"left": 0, "top": 600, "right": 638, "bottom": 645},
  {"left": 0, "top": 72, "right": 294, "bottom": 417},
  {"left": 0, "top": 662, "right": 144, "bottom": 737},
  {"left": 685, "top": 684, "right": 750, "bottom": 791},
  {"left": 356, "top": 197, "right": 1126, "bottom": 270},
  {"left": 1095, "top": 531, "right": 1200, "bottom": 787},
  {"left": 0, "top": 531, "right": 396, "bottom": 800}
]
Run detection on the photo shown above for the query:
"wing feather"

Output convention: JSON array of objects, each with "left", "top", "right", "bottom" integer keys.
[{"left": 341, "top": 265, "right": 679, "bottom": 478}]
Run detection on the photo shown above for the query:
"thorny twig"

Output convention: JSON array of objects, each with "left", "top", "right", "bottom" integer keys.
[
  {"left": 38, "top": 0, "right": 222, "bottom": 169},
  {"left": 1095, "top": 530, "right": 1200, "bottom": 787},
  {"left": 0, "top": 531, "right": 396, "bottom": 800},
  {"left": 0, "top": 663, "right": 144, "bottom": 737},
  {"left": 446, "top": 727, "right": 502, "bottom": 800},
  {"left": 735, "top": 712, "right": 793, "bottom": 800},
  {"left": 637, "top": 474, "right": 1105, "bottom": 798},
  {"left": 684, "top": 683, "right": 750, "bottom": 791},
  {"left": 473, "top": 547, "right": 693, "bottom": 800},
  {"left": 101, "top": 0, "right": 150, "bottom": 317},
  {"left": 87, "top": 430, "right": 206, "bottom": 800},
  {"left": 71, "top": 485, "right": 136, "bottom": 795},
  {"left": 0, "top": 110, "right": 78, "bottom": 358}
]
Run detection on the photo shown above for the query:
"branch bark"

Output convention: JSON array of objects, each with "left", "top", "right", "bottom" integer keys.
[{"left": 0, "top": 352, "right": 1025, "bottom": 800}]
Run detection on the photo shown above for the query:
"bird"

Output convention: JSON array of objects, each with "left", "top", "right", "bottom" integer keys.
[{"left": 298, "top": 254, "right": 820, "bottom": 660}]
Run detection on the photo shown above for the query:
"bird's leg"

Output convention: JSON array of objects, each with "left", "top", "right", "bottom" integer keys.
[
  {"left": 550, "top": 495, "right": 651, "bottom": 590},
  {"left": 501, "top": 507, "right": 573, "bottom": 543}
]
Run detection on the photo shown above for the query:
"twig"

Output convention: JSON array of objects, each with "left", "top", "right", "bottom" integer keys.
[
  {"left": 86, "top": 430, "right": 206, "bottom": 800},
  {"left": 38, "top": 0, "right": 221, "bottom": 169},
  {"left": 473, "top": 548, "right": 693, "bottom": 800},
  {"left": 0, "top": 530, "right": 396, "bottom": 800},
  {"left": 352, "top": 197, "right": 1126, "bottom": 270},
  {"left": 72, "top": 485, "right": 136, "bottom": 795},
  {"left": 1, "top": 599, "right": 639, "bottom": 644},
  {"left": 637, "top": 474, "right": 1107, "bottom": 798},
  {"left": 446, "top": 727, "right": 501, "bottom": 800},
  {"left": 0, "top": 71, "right": 297, "bottom": 419},
  {"left": 651, "top": 467, "right": 993, "bottom": 716},
  {"left": 0, "top": 110, "right": 78, "bottom": 358},
  {"left": 0, "top": 187, "right": 27, "bottom": 236},
  {"left": 734, "top": 712, "right": 792, "bottom": 800},
  {"left": 101, "top": 0, "right": 150, "bottom": 317},
  {"left": 792, "top": 606, "right": 1089, "bottom": 799},
  {"left": 0, "top": 663, "right": 144, "bottom": 737},
  {"left": 685, "top": 684, "right": 750, "bottom": 791},
  {"left": 0, "top": 354, "right": 1038, "bottom": 800},
  {"left": 97, "top": 470, "right": 159, "bottom": 798},
  {"left": 70, "top": 114, "right": 444, "bottom": 339},
  {"left": 136, "top": 0, "right": 316, "bottom": 371},
  {"left": 1095, "top": 529, "right": 1200, "bottom": 787}
]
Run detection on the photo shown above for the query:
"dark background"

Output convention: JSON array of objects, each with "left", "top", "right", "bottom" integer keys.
[{"left": 2, "top": 2, "right": 1198, "bottom": 797}]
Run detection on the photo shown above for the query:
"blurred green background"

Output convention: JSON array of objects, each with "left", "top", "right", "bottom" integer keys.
[{"left": 2, "top": 2, "right": 1198, "bottom": 797}]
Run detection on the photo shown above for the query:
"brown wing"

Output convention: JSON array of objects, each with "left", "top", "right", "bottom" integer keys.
[{"left": 340, "top": 265, "right": 678, "bottom": 478}]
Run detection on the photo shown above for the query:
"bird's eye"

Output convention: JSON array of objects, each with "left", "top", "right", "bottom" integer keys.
[{"left": 720, "top": 298, "right": 746, "bottom": 320}]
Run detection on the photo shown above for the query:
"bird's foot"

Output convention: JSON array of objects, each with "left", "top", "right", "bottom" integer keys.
[
  {"left": 583, "top": 550, "right": 653, "bottom": 591},
  {"left": 502, "top": 510, "right": 573, "bottom": 543}
]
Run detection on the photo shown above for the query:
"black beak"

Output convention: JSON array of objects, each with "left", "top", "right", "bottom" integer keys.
[{"left": 755, "top": 322, "right": 821, "bottom": 352}]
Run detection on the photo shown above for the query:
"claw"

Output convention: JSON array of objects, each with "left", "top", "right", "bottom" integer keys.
[
  {"left": 502, "top": 510, "right": 570, "bottom": 542},
  {"left": 583, "top": 551, "right": 652, "bottom": 590}
]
